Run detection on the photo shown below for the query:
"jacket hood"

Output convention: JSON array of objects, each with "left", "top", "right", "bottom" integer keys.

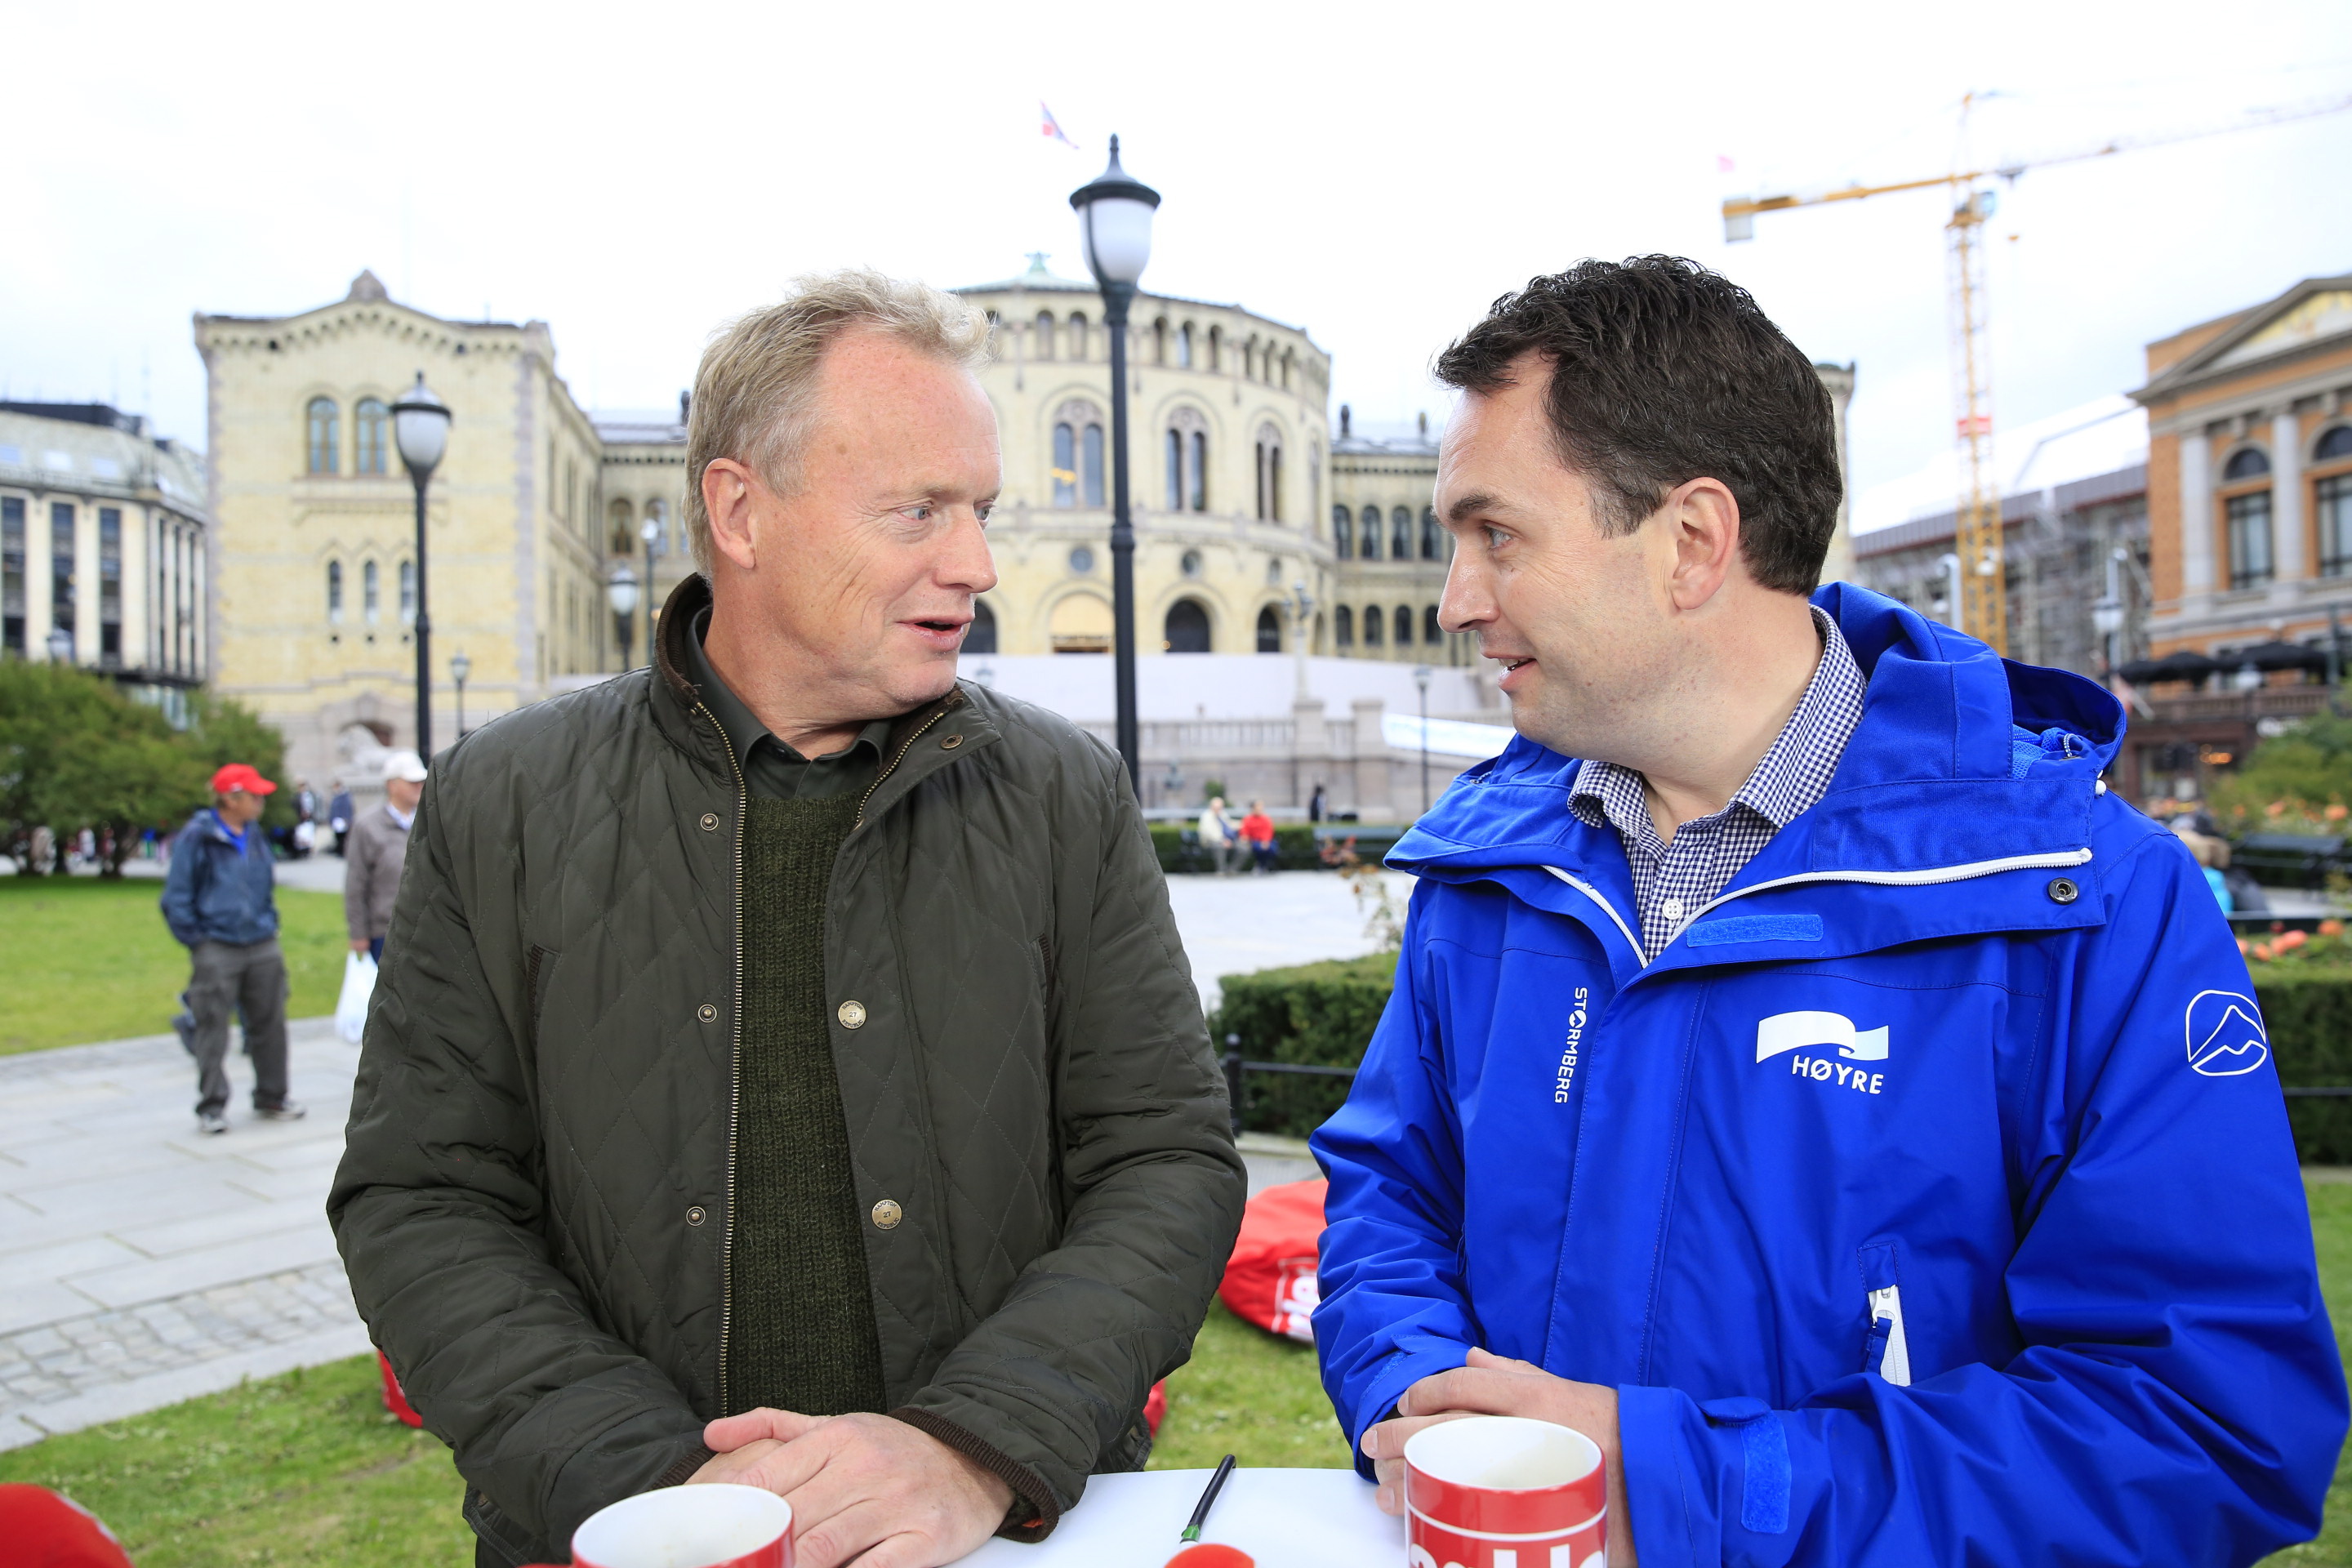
[{"left": 1393, "top": 583, "right": 2123, "bottom": 881}]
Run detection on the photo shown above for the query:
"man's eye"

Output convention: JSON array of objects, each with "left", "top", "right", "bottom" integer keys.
[
  {"left": 1482, "top": 527, "right": 1509, "bottom": 550},
  {"left": 903, "top": 504, "right": 935, "bottom": 523},
  {"left": 975, "top": 502, "right": 996, "bottom": 524}
]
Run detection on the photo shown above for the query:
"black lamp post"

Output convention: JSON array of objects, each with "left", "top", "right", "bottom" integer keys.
[
  {"left": 391, "top": 372, "right": 451, "bottom": 759},
  {"left": 608, "top": 562, "right": 640, "bottom": 672},
  {"left": 1414, "top": 664, "right": 1433, "bottom": 813},
  {"left": 450, "top": 650, "right": 472, "bottom": 738},
  {"left": 1070, "top": 135, "right": 1160, "bottom": 795}
]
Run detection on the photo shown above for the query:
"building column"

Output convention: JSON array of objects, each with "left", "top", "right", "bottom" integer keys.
[
  {"left": 2179, "top": 430, "right": 2213, "bottom": 597},
  {"left": 2274, "top": 410, "right": 2305, "bottom": 590},
  {"left": 1291, "top": 695, "right": 1329, "bottom": 812},
  {"left": 1352, "top": 697, "right": 1391, "bottom": 820}
]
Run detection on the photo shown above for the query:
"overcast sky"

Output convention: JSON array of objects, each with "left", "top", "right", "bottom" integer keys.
[{"left": 5, "top": 0, "right": 2345, "bottom": 523}]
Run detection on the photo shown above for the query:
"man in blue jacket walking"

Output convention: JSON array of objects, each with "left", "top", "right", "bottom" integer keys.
[
  {"left": 162, "top": 764, "right": 304, "bottom": 1135},
  {"left": 1312, "top": 257, "right": 2345, "bottom": 1566}
]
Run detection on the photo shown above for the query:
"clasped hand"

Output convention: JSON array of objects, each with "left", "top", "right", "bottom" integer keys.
[
  {"left": 688, "top": 1409, "right": 1013, "bottom": 1568},
  {"left": 1361, "top": 1347, "right": 1637, "bottom": 1566}
]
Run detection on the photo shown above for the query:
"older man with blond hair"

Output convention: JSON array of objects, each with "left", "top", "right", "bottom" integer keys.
[{"left": 331, "top": 271, "right": 1244, "bottom": 1568}]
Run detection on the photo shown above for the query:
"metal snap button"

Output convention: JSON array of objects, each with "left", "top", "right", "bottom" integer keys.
[
  {"left": 2047, "top": 877, "right": 2080, "bottom": 905},
  {"left": 700, "top": 813, "right": 720, "bottom": 831},
  {"left": 697, "top": 1003, "right": 718, "bottom": 1023},
  {"left": 871, "top": 1198, "right": 902, "bottom": 1230},
  {"left": 685, "top": 1205, "right": 706, "bottom": 1227},
  {"left": 838, "top": 1000, "right": 867, "bottom": 1030},
  {"left": 940, "top": 735, "right": 963, "bottom": 750}
]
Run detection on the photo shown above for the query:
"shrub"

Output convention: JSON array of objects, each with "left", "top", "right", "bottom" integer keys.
[
  {"left": 1208, "top": 951, "right": 1396, "bottom": 1137},
  {"left": 1149, "top": 823, "right": 1329, "bottom": 875},
  {"left": 2258, "top": 973, "right": 2352, "bottom": 1164}
]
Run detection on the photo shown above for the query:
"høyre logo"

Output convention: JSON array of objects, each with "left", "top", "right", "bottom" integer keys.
[
  {"left": 1756, "top": 1009, "right": 1888, "bottom": 1064},
  {"left": 2185, "top": 990, "right": 2270, "bottom": 1078}
]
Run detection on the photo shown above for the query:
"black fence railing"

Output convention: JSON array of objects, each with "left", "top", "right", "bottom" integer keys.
[{"left": 1222, "top": 1035, "right": 1359, "bottom": 1138}]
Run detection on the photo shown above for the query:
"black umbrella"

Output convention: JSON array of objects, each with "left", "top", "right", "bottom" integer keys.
[
  {"left": 2118, "top": 649, "right": 2219, "bottom": 685},
  {"left": 2231, "top": 639, "right": 2329, "bottom": 675}
]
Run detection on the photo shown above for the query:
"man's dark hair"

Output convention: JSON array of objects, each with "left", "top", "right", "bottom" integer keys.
[{"left": 1434, "top": 256, "right": 1842, "bottom": 594}]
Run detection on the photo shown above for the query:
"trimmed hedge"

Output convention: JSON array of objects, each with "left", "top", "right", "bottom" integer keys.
[
  {"left": 1205, "top": 954, "right": 2352, "bottom": 1160},
  {"left": 1150, "top": 823, "right": 1405, "bottom": 875},
  {"left": 1208, "top": 951, "right": 1397, "bottom": 1137}
]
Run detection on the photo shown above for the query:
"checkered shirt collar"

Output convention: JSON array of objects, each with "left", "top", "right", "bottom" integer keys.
[{"left": 1569, "top": 608, "right": 1865, "bottom": 849}]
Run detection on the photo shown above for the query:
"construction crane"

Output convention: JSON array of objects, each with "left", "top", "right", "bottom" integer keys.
[{"left": 1725, "top": 90, "right": 2352, "bottom": 655}]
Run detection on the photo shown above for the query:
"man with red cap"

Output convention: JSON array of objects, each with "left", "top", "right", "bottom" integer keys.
[{"left": 161, "top": 763, "right": 304, "bottom": 1135}]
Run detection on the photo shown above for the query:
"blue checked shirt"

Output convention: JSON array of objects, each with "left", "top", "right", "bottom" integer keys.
[{"left": 1570, "top": 608, "right": 1868, "bottom": 959}]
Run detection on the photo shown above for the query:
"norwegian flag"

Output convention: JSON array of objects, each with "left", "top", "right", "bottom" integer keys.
[{"left": 1040, "top": 102, "right": 1079, "bottom": 149}]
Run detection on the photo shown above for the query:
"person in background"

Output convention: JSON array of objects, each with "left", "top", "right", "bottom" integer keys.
[
  {"left": 292, "top": 777, "right": 320, "bottom": 858},
  {"left": 327, "top": 777, "right": 354, "bottom": 857},
  {"left": 2174, "top": 820, "right": 2236, "bottom": 913},
  {"left": 345, "top": 751, "right": 426, "bottom": 964},
  {"left": 1197, "top": 795, "right": 1239, "bottom": 875},
  {"left": 1309, "top": 782, "right": 1327, "bottom": 823},
  {"left": 1240, "top": 800, "right": 1277, "bottom": 875},
  {"left": 161, "top": 764, "right": 304, "bottom": 1136}
]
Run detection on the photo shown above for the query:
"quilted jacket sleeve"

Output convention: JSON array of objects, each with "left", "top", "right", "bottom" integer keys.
[
  {"left": 327, "top": 777, "right": 707, "bottom": 1561},
  {"left": 891, "top": 748, "right": 1247, "bottom": 1519}
]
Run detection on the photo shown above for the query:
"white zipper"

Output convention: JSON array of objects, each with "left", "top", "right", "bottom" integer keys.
[
  {"left": 1869, "top": 1283, "right": 1913, "bottom": 1386},
  {"left": 1540, "top": 866, "right": 1648, "bottom": 965}
]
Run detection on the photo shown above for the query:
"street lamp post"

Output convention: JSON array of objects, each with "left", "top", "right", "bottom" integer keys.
[
  {"left": 1071, "top": 135, "right": 1161, "bottom": 795},
  {"left": 391, "top": 373, "right": 452, "bottom": 759},
  {"left": 608, "top": 563, "right": 640, "bottom": 673},
  {"left": 1414, "top": 664, "right": 1433, "bottom": 813},
  {"left": 46, "top": 626, "right": 73, "bottom": 665},
  {"left": 1287, "top": 581, "right": 1315, "bottom": 701},
  {"left": 640, "top": 515, "right": 663, "bottom": 662},
  {"left": 450, "top": 651, "right": 472, "bottom": 738}
]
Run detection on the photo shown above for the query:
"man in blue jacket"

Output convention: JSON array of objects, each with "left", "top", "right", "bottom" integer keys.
[
  {"left": 1312, "top": 257, "right": 2345, "bottom": 1566},
  {"left": 162, "top": 764, "right": 304, "bottom": 1135}
]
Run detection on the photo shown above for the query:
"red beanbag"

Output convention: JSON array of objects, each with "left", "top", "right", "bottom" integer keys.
[
  {"left": 0, "top": 1485, "right": 136, "bottom": 1568},
  {"left": 1218, "top": 1179, "right": 1326, "bottom": 1343}
]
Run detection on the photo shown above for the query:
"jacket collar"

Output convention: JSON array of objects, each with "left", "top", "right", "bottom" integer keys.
[
  {"left": 648, "top": 572, "right": 996, "bottom": 819},
  {"left": 1390, "top": 584, "right": 2120, "bottom": 971}
]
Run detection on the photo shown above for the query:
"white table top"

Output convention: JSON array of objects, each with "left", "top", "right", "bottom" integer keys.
[{"left": 956, "top": 1468, "right": 1403, "bottom": 1567}]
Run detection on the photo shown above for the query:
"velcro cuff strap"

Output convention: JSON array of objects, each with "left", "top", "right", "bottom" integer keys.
[{"left": 1701, "top": 1396, "right": 1791, "bottom": 1535}]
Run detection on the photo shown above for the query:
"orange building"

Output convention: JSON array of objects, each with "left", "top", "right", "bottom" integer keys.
[{"left": 2124, "top": 273, "right": 2352, "bottom": 803}]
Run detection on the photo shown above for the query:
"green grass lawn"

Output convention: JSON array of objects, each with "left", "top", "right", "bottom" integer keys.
[
  {"left": 0, "top": 875, "right": 346, "bottom": 1055},
  {"left": 2, "top": 1194, "right": 2343, "bottom": 1564}
]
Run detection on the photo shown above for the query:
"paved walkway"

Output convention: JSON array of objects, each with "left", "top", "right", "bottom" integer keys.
[{"left": 0, "top": 871, "right": 1390, "bottom": 1450}]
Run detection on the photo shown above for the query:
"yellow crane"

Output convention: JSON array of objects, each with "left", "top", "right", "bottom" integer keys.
[{"left": 1725, "top": 90, "right": 2352, "bottom": 655}]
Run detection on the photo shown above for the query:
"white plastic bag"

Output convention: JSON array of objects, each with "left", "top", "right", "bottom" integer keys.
[{"left": 336, "top": 951, "right": 377, "bottom": 1044}]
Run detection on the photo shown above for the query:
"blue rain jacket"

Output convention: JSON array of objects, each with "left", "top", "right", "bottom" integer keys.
[
  {"left": 1312, "top": 585, "right": 2345, "bottom": 1567},
  {"left": 160, "top": 808, "right": 279, "bottom": 947}
]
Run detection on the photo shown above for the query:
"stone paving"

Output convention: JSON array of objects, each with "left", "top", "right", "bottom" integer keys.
[{"left": 0, "top": 870, "right": 1390, "bottom": 1450}]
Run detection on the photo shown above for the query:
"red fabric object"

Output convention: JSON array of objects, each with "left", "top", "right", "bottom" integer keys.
[
  {"left": 1217, "top": 1178, "right": 1326, "bottom": 1343},
  {"left": 0, "top": 1485, "right": 136, "bottom": 1568},
  {"left": 1144, "top": 1378, "right": 1168, "bottom": 1435},
  {"left": 207, "top": 763, "right": 276, "bottom": 796},
  {"left": 1238, "top": 812, "right": 1275, "bottom": 845},
  {"left": 379, "top": 1351, "right": 424, "bottom": 1428},
  {"left": 1165, "top": 1546, "right": 1254, "bottom": 1568}
]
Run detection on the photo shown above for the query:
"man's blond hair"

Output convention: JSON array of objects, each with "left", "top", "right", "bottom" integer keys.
[{"left": 680, "top": 270, "right": 990, "bottom": 573}]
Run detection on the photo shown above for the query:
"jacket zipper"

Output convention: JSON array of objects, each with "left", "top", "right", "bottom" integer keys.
[
  {"left": 697, "top": 702, "right": 750, "bottom": 1415},
  {"left": 1869, "top": 1281, "right": 1913, "bottom": 1386},
  {"left": 1542, "top": 847, "right": 2096, "bottom": 971},
  {"left": 853, "top": 699, "right": 955, "bottom": 832}
]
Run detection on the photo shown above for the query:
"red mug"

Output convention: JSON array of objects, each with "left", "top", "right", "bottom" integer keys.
[
  {"left": 1404, "top": 1414, "right": 1608, "bottom": 1568},
  {"left": 523, "top": 1484, "right": 793, "bottom": 1568}
]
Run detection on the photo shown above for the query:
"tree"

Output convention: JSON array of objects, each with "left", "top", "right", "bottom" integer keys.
[{"left": 2209, "top": 714, "right": 2352, "bottom": 832}]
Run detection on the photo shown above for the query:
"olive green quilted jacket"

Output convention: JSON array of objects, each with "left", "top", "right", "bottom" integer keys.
[{"left": 327, "top": 577, "right": 1245, "bottom": 1563}]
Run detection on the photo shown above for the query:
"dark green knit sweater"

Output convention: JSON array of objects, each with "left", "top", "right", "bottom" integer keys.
[{"left": 727, "top": 792, "right": 886, "bottom": 1417}]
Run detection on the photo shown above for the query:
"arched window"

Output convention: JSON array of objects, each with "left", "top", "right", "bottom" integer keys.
[
  {"left": 326, "top": 560, "right": 343, "bottom": 626},
  {"left": 1257, "top": 606, "right": 1281, "bottom": 653},
  {"left": 1423, "top": 604, "right": 1443, "bottom": 644},
  {"left": 1152, "top": 318, "right": 1167, "bottom": 363},
  {"left": 1392, "top": 506, "right": 1413, "bottom": 559},
  {"left": 1068, "top": 312, "right": 1089, "bottom": 362},
  {"left": 1033, "top": 311, "right": 1056, "bottom": 360},
  {"left": 1190, "top": 432, "right": 1208, "bottom": 511},
  {"left": 1165, "top": 599, "right": 1212, "bottom": 653},
  {"left": 363, "top": 559, "right": 380, "bottom": 626},
  {"left": 1334, "top": 605, "right": 1354, "bottom": 647},
  {"left": 646, "top": 498, "right": 671, "bottom": 555},
  {"left": 1082, "top": 423, "right": 1105, "bottom": 507},
  {"left": 1364, "top": 604, "right": 1383, "bottom": 646},
  {"left": 1422, "top": 506, "right": 1442, "bottom": 560},
  {"left": 2317, "top": 425, "right": 2352, "bottom": 463},
  {"left": 1360, "top": 505, "right": 1383, "bottom": 561},
  {"left": 965, "top": 599, "right": 998, "bottom": 654},
  {"left": 1167, "top": 408, "right": 1208, "bottom": 510},
  {"left": 1165, "top": 430, "right": 1183, "bottom": 510},
  {"left": 399, "top": 560, "right": 416, "bottom": 627},
  {"left": 2222, "top": 445, "right": 2274, "bottom": 590},
  {"left": 1208, "top": 325, "right": 1223, "bottom": 372},
  {"left": 1178, "top": 323, "right": 1195, "bottom": 368},
  {"left": 1334, "top": 505, "right": 1353, "bottom": 559},
  {"left": 354, "top": 398, "right": 388, "bottom": 475},
  {"left": 1254, "top": 425, "right": 1285, "bottom": 522},
  {"left": 1395, "top": 605, "right": 1413, "bottom": 647},
  {"left": 1052, "top": 422, "right": 1077, "bottom": 507},
  {"left": 608, "top": 497, "right": 636, "bottom": 555},
  {"left": 306, "top": 397, "right": 340, "bottom": 474},
  {"left": 1181, "top": 550, "right": 1204, "bottom": 577},
  {"left": 2222, "top": 447, "right": 2271, "bottom": 482}
]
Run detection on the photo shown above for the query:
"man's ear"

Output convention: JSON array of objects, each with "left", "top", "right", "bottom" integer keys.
[
  {"left": 1664, "top": 478, "right": 1741, "bottom": 612},
  {"left": 702, "top": 459, "right": 761, "bottom": 574}
]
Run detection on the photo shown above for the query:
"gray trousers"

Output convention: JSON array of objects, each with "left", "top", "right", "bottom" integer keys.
[{"left": 187, "top": 938, "right": 290, "bottom": 1115}]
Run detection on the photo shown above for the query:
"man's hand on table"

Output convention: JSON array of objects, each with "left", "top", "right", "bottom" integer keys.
[
  {"left": 1361, "top": 1348, "right": 1637, "bottom": 1566},
  {"left": 688, "top": 1409, "right": 1014, "bottom": 1568}
]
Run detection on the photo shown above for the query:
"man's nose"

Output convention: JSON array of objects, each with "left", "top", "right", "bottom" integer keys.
[
  {"left": 1437, "top": 553, "right": 1489, "bottom": 635},
  {"left": 942, "top": 510, "right": 998, "bottom": 593}
]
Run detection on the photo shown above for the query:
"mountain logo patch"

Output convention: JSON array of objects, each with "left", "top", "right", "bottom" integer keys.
[{"left": 2185, "top": 990, "right": 2270, "bottom": 1079}]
